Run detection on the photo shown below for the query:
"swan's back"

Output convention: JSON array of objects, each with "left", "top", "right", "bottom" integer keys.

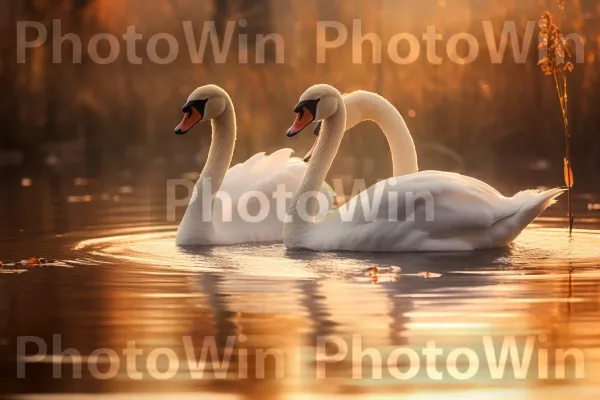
[
  {"left": 211, "top": 149, "right": 334, "bottom": 244},
  {"left": 297, "top": 171, "right": 564, "bottom": 252}
]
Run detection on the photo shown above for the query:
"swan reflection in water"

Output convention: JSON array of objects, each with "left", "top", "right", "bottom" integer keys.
[{"left": 13, "top": 224, "right": 587, "bottom": 397}]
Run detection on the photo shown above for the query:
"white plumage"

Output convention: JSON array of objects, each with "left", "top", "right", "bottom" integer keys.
[
  {"left": 295, "top": 171, "right": 565, "bottom": 251},
  {"left": 175, "top": 85, "right": 333, "bottom": 246},
  {"left": 283, "top": 85, "right": 565, "bottom": 252}
]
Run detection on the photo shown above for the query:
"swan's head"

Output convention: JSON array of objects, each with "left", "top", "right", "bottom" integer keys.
[
  {"left": 174, "top": 85, "right": 228, "bottom": 134},
  {"left": 286, "top": 85, "right": 342, "bottom": 162},
  {"left": 286, "top": 84, "right": 341, "bottom": 138},
  {"left": 312, "top": 91, "right": 351, "bottom": 139}
]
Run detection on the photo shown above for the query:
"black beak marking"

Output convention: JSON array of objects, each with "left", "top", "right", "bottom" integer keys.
[
  {"left": 181, "top": 99, "right": 208, "bottom": 120},
  {"left": 287, "top": 99, "right": 320, "bottom": 137},
  {"left": 175, "top": 99, "right": 208, "bottom": 135},
  {"left": 293, "top": 99, "right": 320, "bottom": 115}
]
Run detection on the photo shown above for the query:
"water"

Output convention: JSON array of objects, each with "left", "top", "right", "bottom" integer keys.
[{"left": 1, "top": 174, "right": 600, "bottom": 399}]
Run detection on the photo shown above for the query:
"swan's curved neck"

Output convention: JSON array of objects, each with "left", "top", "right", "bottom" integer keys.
[
  {"left": 344, "top": 91, "right": 418, "bottom": 176},
  {"left": 284, "top": 98, "right": 346, "bottom": 243},
  {"left": 199, "top": 102, "right": 236, "bottom": 195},
  {"left": 176, "top": 98, "right": 236, "bottom": 245}
]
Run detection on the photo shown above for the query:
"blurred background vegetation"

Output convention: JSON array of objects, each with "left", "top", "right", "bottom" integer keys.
[{"left": 0, "top": 0, "right": 599, "bottom": 191}]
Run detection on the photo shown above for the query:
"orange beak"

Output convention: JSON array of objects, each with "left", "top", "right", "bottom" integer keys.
[
  {"left": 174, "top": 108, "right": 202, "bottom": 134},
  {"left": 286, "top": 108, "right": 315, "bottom": 137}
]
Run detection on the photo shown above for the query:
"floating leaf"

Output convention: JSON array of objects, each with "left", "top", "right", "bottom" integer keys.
[
  {"left": 563, "top": 158, "right": 574, "bottom": 188},
  {"left": 28, "top": 258, "right": 39, "bottom": 265}
]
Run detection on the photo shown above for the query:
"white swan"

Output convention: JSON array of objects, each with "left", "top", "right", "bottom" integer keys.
[
  {"left": 174, "top": 84, "right": 333, "bottom": 246},
  {"left": 284, "top": 84, "right": 565, "bottom": 252}
]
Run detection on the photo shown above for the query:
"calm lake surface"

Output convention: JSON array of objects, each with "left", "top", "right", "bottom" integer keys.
[{"left": 1, "top": 171, "right": 599, "bottom": 400}]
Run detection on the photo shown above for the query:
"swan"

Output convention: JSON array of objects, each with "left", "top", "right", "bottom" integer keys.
[
  {"left": 283, "top": 84, "right": 565, "bottom": 252},
  {"left": 173, "top": 84, "right": 334, "bottom": 246}
]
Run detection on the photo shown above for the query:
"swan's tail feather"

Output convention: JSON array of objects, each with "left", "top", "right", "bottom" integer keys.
[
  {"left": 514, "top": 187, "right": 567, "bottom": 207},
  {"left": 496, "top": 187, "right": 566, "bottom": 245},
  {"left": 488, "top": 187, "right": 565, "bottom": 247},
  {"left": 544, "top": 187, "right": 568, "bottom": 206}
]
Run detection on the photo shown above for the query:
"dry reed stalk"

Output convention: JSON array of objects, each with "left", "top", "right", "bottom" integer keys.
[{"left": 538, "top": 2, "right": 575, "bottom": 234}]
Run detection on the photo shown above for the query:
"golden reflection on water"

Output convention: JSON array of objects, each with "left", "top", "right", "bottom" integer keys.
[
  {"left": 2, "top": 224, "right": 600, "bottom": 399},
  {"left": 7, "top": 389, "right": 600, "bottom": 400}
]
